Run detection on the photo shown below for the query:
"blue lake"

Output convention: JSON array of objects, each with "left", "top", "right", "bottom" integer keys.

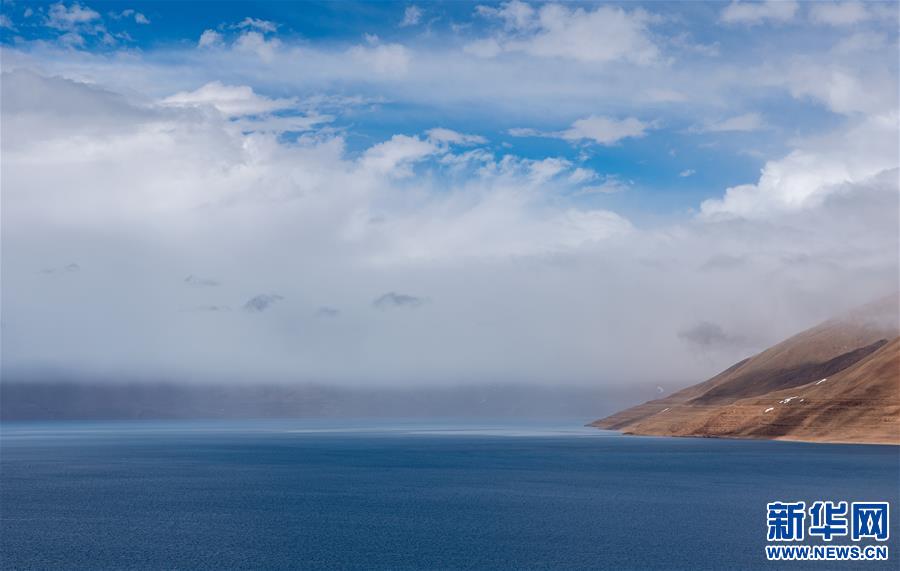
[{"left": 1, "top": 420, "right": 898, "bottom": 570}]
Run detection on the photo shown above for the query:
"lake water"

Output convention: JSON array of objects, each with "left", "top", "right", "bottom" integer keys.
[{"left": 1, "top": 420, "right": 898, "bottom": 570}]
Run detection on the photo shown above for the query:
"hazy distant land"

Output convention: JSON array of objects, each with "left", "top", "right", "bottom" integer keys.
[{"left": 0, "top": 381, "right": 638, "bottom": 423}]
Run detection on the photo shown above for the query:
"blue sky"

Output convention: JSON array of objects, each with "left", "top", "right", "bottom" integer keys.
[
  {"left": 1, "top": 2, "right": 898, "bottom": 386},
  {"left": 4, "top": 0, "right": 888, "bottom": 219}
]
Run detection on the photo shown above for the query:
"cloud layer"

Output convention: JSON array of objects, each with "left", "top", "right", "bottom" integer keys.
[{"left": 1, "top": 2, "right": 897, "bottom": 389}]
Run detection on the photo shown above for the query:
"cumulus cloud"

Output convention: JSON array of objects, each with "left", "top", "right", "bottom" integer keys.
[
  {"left": 161, "top": 82, "right": 298, "bottom": 117},
  {"left": 469, "top": 1, "right": 659, "bottom": 64},
  {"left": 720, "top": 1, "right": 798, "bottom": 25},
  {"left": 700, "top": 114, "right": 898, "bottom": 219}
]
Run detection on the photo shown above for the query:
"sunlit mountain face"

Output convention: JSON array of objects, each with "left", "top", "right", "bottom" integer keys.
[{"left": 1, "top": 1, "right": 897, "bottom": 390}]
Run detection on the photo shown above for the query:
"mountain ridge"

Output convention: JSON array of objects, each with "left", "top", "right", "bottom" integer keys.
[{"left": 591, "top": 294, "right": 900, "bottom": 444}]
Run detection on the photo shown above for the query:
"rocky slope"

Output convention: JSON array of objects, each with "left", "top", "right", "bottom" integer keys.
[{"left": 591, "top": 295, "right": 900, "bottom": 444}]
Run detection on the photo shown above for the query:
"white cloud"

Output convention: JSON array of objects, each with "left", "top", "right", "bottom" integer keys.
[
  {"left": 567, "top": 167, "right": 598, "bottom": 185},
  {"left": 579, "top": 175, "right": 632, "bottom": 194},
  {"left": 700, "top": 113, "right": 898, "bottom": 218},
  {"left": 162, "top": 82, "right": 298, "bottom": 117},
  {"left": 641, "top": 88, "right": 688, "bottom": 104},
  {"left": 809, "top": 2, "right": 872, "bottom": 26},
  {"left": 696, "top": 112, "right": 766, "bottom": 133},
  {"left": 58, "top": 31, "right": 86, "bottom": 47},
  {"left": 9, "top": 5, "right": 889, "bottom": 136},
  {"left": 462, "top": 37, "right": 503, "bottom": 58},
  {"left": 400, "top": 6, "right": 422, "bottom": 27},
  {"left": 196, "top": 19, "right": 279, "bottom": 56},
  {"left": 720, "top": 1, "right": 798, "bottom": 25},
  {"left": 235, "top": 17, "right": 278, "bottom": 33},
  {"left": 42, "top": 1, "right": 116, "bottom": 46},
  {"left": 2, "top": 70, "right": 896, "bottom": 388},
  {"left": 509, "top": 116, "right": 649, "bottom": 146},
  {"left": 198, "top": 29, "right": 224, "bottom": 48},
  {"left": 348, "top": 42, "right": 411, "bottom": 76},
  {"left": 774, "top": 59, "right": 897, "bottom": 115},
  {"left": 833, "top": 32, "right": 888, "bottom": 55},
  {"left": 2, "top": 4, "right": 898, "bottom": 389},
  {"left": 507, "top": 127, "right": 541, "bottom": 138},
  {"left": 46, "top": 2, "right": 101, "bottom": 31},
  {"left": 469, "top": 2, "right": 659, "bottom": 64},
  {"left": 111, "top": 9, "right": 150, "bottom": 25},
  {"left": 426, "top": 128, "right": 486, "bottom": 146},
  {"left": 527, "top": 157, "right": 570, "bottom": 183},
  {"left": 359, "top": 134, "right": 438, "bottom": 176},
  {"left": 477, "top": 0, "right": 536, "bottom": 31},
  {"left": 679, "top": 169, "right": 695, "bottom": 177},
  {"left": 234, "top": 30, "right": 282, "bottom": 61},
  {"left": 562, "top": 116, "right": 649, "bottom": 145}
]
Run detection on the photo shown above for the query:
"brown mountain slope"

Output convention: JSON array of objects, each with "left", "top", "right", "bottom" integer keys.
[{"left": 592, "top": 295, "right": 900, "bottom": 444}]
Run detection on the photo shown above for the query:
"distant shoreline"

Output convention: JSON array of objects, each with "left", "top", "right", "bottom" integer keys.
[{"left": 587, "top": 425, "right": 900, "bottom": 446}]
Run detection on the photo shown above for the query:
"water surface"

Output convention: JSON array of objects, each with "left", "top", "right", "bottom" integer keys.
[{"left": 2, "top": 420, "right": 897, "bottom": 570}]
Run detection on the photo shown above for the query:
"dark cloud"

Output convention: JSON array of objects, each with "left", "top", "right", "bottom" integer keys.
[
  {"left": 678, "top": 321, "right": 743, "bottom": 348},
  {"left": 373, "top": 292, "right": 425, "bottom": 309},
  {"left": 184, "top": 274, "right": 220, "bottom": 287},
  {"left": 181, "top": 305, "right": 231, "bottom": 312},
  {"left": 243, "top": 294, "right": 284, "bottom": 312},
  {"left": 315, "top": 306, "right": 340, "bottom": 317}
]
